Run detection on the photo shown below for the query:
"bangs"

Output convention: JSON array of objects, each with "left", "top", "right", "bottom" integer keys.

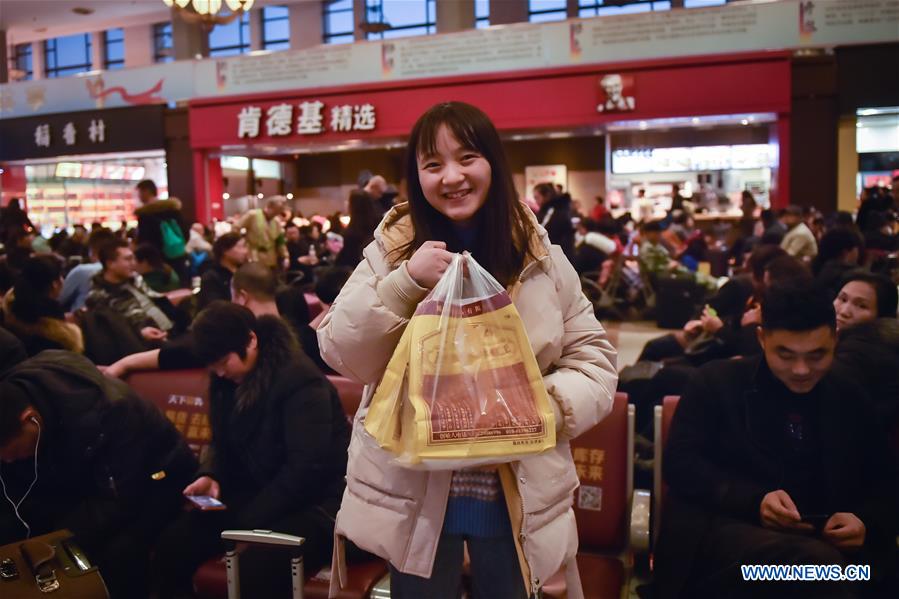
[
  {"left": 413, "top": 104, "right": 487, "bottom": 160},
  {"left": 402, "top": 101, "right": 531, "bottom": 286}
]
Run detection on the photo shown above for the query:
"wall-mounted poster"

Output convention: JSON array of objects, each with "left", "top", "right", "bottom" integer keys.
[{"left": 525, "top": 164, "right": 568, "bottom": 204}]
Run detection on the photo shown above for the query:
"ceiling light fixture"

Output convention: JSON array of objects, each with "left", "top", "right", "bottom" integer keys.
[
  {"left": 162, "top": 0, "right": 254, "bottom": 30},
  {"left": 360, "top": 1, "right": 392, "bottom": 34}
]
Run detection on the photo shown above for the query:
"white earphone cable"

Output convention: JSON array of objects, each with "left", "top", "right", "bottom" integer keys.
[{"left": 0, "top": 417, "right": 41, "bottom": 539}]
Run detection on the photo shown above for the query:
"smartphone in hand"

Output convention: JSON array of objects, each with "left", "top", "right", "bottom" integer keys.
[
  {"left": 800, "top": 513, "right": 830, "bottom": 532},
  {"left": 186, "top": 495, "right": 227, "bottom": 511}
]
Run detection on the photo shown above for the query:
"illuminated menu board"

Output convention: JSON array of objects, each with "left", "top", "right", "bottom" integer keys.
[{"left": 612, "top": 144, "right": 777, "bottom": 174}]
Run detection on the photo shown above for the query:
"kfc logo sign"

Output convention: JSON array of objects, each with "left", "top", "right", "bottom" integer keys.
[{"left": 597, "top": 74, "right": 635, "bottom": 113}]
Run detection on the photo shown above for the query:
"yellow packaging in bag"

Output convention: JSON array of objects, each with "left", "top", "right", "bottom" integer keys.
[{"left": 364, "top": 253, "right": 555, "bottom": 467}]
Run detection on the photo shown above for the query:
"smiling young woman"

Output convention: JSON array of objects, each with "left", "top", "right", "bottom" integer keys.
[{"left": 318, "top": 101, "right": 618, "bottom": 599}]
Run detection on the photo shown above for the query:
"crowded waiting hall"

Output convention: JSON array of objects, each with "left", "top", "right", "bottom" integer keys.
[{"left": 0, "top": 1, "right": 897, "bottom": 598}]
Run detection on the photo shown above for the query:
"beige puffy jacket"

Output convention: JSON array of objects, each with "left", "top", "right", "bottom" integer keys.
[{"left": 318, "top": 204, "right": 618, "bottom": 598}]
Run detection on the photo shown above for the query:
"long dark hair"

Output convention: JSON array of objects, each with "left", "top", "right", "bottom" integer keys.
[
  {"left": 346, "top": 189, "right": 379, "bottom": 239},
  {"left": 397, "top": 102, "right": 533, "bottom": 287},
  {"left": 12, "top": 255, "right": 64, "bottom": 323}
]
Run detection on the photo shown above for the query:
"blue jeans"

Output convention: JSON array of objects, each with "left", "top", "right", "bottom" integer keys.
[{"left": 389, "top": 533, "right": 529, "bottom": 599}]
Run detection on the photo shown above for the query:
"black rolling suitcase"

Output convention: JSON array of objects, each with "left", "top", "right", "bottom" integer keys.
[{"left": 0, "top": 529, "right": 109, "bottom": 598}]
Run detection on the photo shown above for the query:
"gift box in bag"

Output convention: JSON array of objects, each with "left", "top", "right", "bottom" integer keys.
[{"left": 364, "top": 253, "right": 556, "bottom": 468}]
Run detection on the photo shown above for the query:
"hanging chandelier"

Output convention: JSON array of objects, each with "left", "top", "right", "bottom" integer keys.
[{"left": 162, "top": 0, "right": 255, "bottom": 29}]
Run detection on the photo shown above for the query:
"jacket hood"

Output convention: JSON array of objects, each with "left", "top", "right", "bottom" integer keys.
[
  {"left": 135, "top": 197, "right": 182, "bottom": 216},
  {"left": 7, "top": 350, "right": 109, "bottom": 391},
  {"left": 372, "top": 201, "right": 551, "bottom": 277},
  {"left": 2, "top": 291, "right": 83, "bottom": 353},
  {"left": 3, "top": 351, "right": 121, "bottom": 431}
]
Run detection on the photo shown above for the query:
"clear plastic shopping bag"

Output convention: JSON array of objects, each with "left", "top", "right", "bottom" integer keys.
[{"left": 364, "top": 252, "right": 556, "bottom": 469}]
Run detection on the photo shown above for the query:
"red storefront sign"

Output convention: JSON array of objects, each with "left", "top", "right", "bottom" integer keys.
[{"left": 189, "top": 51, "right": 792, "bottom": 221}]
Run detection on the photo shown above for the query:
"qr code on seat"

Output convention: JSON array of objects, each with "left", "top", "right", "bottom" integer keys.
[{"left": 578, "top": 485, "right": 602, "bottom": 511}]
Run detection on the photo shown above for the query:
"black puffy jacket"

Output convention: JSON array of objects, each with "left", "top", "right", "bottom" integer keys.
[
  {"left": 0, "top": 351, "right": 197, "bottom": 547},
  {"left": 204, "top": 316, "right": 350, "bottom": 529}
]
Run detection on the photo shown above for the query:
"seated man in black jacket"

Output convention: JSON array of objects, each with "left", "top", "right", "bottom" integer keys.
[
  {"left": 0, "top": 351, "right": 198, "bottom": 599},
  {"left": 152, "top": 302, "right": 350, "bottom": 598},
  {"left": 654, "top": 284, "right": 898, "bottom": 599}
]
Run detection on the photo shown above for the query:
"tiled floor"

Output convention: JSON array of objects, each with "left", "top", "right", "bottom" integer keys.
[{"left": 599, "top": 319, "right": 669, "bottom": 599}]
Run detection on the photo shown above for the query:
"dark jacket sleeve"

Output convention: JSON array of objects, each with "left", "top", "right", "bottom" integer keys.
[
  {"left": 833, "top": 323, "right": 899, "bottom": 422},
  {"left": 848, "top": 386, "right": 899, "bottom": 553},
  {"left": 663, "top": 367, "right": 770, "bottom": 522},
  {"left": 158, "top": 335, "right": 204, "bottom": 370},
  {"left": 58, "top": 391, "right": 197, "bottom": 547},
  {"left": 236, "top": 376, "right": 338, "bottom": 527}
]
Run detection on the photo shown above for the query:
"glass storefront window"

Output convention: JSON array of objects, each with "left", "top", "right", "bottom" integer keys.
[{"left": 21, "top": 154, "right": 167, "bottom": 232}]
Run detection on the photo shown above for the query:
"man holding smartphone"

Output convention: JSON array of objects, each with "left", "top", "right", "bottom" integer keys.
[{"left": 653, "top": 284, "right": 898, "bottom": 598}]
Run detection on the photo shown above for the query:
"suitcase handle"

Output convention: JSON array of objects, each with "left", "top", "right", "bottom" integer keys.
[
  {"left": 220, "top": 530, "right": 306, "bottom": 599},
  {"left": 221, "top": 530, "right": 305, "bottom": 548},
  {"left": 19, "top": 540, "right": 60, "bottom": 593}
]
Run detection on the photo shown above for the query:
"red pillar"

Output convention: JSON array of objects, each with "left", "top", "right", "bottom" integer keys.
[
  {"left": 769, "top": 113, "right": 791, "bottom": 210},
  {"left": 192, "top": 151, "right": 224, "bottom": 224},
  {"left": 1, "top": 164, "right": 27, "bottom": 207}
]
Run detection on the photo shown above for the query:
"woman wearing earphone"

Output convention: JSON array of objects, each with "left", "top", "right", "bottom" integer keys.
[
  {"left": 0, "top": 350, "right": 197, "bottom": 599},
  {"left": 319, "top": 102, "right": 618, "bottom": 598}
]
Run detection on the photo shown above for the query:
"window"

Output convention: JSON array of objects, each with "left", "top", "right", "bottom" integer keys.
[
  {"left": 44, "top": 33, "right": 92, "bottom": 78},
  {"left": 262, "top": 5, "right": 290, "bottom": 51},
  {"left": 476, "top": 0, "right": 489, "bottom": 29},
  {"left": 12, "top": 43, "right": 33, "bottom": 80},
  {"left": 529, "top": 0, "right": 567, "bottom": 23},
  {"left": 104, "top": 28, "right": 125, "bottom": 70},
  {"left": 365, "top": 0, "right": 436, "bottom": 40},
  {"left": 208, "top": 11, "right": 251, "bottom": 57},
  {"left": 578, "top": 1, "right": 691, "bottom": 18},
  {"left": 323, "top": 0, "right": 354, "bottom": 44},
  {"left": 154, "top": 22, "right": 173, "bottom": 63}
]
